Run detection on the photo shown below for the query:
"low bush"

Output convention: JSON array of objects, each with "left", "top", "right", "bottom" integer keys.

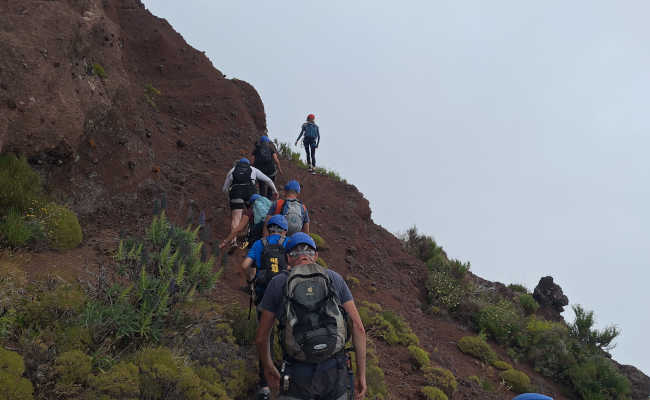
[
  {"left": 88, "top": 361, "right": 141, "bottom": 399},
  {"left": 316, "top": 257, "right": 328, "bottom": 268},
  {"left": 54, "top": 350, "right": 92, "bottom": 396},
  {"left": 345, "top": 275, "right": 360, "bottom": 288},
  {"left": 36, "top": 202, "right": 83, "bottom": 250},
  {"left": 309, "top": 233, "right": 327, "bottom": 249},
  {"left": 351, "top": 341, "right": 387, "bottom": 400},
  {"left": 408, "top": 345, "right": 430, "bottom": 369},
  {"left": 92, "top": 63, "right": 107, "bottom": 79},
  {"left": 457, "top": 336, "right": 497, "bottom": 363},
  {"left": 0, "top": 348, "right": 33, "bottom": 400},
  {"left": 508, "top": 283, "right": 529, "bottom": 294},
  {"left": 519, "top": 293, "right": 540, "bottom": 315},
  {"left": 0, "top": 210, "right": 33, "bottom": 247},
  {"left": 22, "top": 285, "right": 86, "bottom": 329},
  {"left": 223, "top": 303, "right": 257, "bottom": 346},
  {"left": 475, "top": 299, "right": 522, "bottom": 344},
  {"left": 360, "top": 303, "right": 418, "bottom": 346},
  {"left": 0, "top": 153, "right": 42, "bottom": 213},
  {"left": 491, "top": 360, "right": 512, "bottom": 371},
  {"left": 423, "top": 365, "right": 457, "bottom": 397},
  {"left": 569, "top": 305, "right": 620, "bottom": 352},
  {"left": 421, "top": 386, "right": 448, "bottom": 400},
  {"left": 500, "top": 369, "right": 530, "bottom": 394},
  {"left": 568, "top": 356, "right": 630, "bottom": 400}
]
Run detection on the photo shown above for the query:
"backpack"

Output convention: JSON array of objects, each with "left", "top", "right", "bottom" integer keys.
[
  {"left": 256, "top": 142, "right": 274, "bottom": 167},
  {"left": 256, "top": 237, "right": 288, "bottom": 289},
  {"left": 303, "top": 122, "right": 318, "bottom": 140},
  {"left": 252, "top": 196, "right": 272, "bottom": 224},
  {"left": 275, "top": 199, "right": 305, "bottom": 236},
  {"left": 232, "top": 161, "right": 252, "bottom": 185},
  {"left": 278, "top": 263, "right": 349, "bottom": 363}
]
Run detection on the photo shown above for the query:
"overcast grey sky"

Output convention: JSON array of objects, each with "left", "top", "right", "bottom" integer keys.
[{"left": 142, "top": 1, "right": 650, "bottom": 374}]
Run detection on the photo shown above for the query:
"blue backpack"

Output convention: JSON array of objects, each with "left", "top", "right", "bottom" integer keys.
[{"left": 303, "top": 122, "right": 318, "bottom": 140}]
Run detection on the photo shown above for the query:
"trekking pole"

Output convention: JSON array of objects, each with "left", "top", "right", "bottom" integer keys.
[{"left": 248, "top": 281, "right": 254, "bottom": 320}]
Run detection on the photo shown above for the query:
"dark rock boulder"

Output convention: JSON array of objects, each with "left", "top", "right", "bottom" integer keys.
[{"left": 533, "top": 276, "right": 569, "bottom": 314}]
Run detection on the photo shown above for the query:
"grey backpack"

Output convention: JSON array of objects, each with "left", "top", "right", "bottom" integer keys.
[
  {"left": 278, "top": 264, "right": 348, "bottom": 363},
  {"left": 281, "top": 199, "right": 305, "bottom": 235}
]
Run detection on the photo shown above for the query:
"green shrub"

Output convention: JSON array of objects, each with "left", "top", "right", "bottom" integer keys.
[
  {"left": 476, "top": 299, "right": 523, "bottom": 344},
  {"left": 569, "top": 305, "right": 620, "bottom": 352},
  {"left": 88, "top": 361, "right": 140, "bottom": 399},
  {"left": 491, "top": 360, "right": 512, "bottom": 370},
  {"left": 223, "top": 303, "right": 257, "bottom": 345},
  {"left": 0, "top": 210, "right": 32, "bottom": 247},
  {"left": 55, "top": 325, "right": 91, "bottom": 353},
  {"left": 360, "top": 304, "right": 418, "bottom": 346},
  {"left": 421, "top": 386, "right": 448, "bottom": 400},
  {"left": 144, "top": 84, "right": 161, "bottom": 109},
  {"left": 37, "top": 202, "right": 83, "bottom": 250},
  {"left": 500, "top": 369, "right": 530, "bottom": 393},
  {"left": 345, "top": 275, "right": 360, "bottom": 288},
  {"left": 0, "top": 154, "right": 42, "bottom": 213},
  {"left": 508, "top": 283, "right": 529, "bottom": 294},
  {"left": 316, "top": 257, "right": 328, "bottom": 268},
  {"left": 22, "top": 285, "right": 86, "bottom": 328},
  {"left": 519, "top": 317, "right": 574, "bottom": 380},
  {"left": 568, "top": 356, "right": 630, "bottom": 400},
  {"left": 136, "top": 347, "right": 197, "bottom": 399},
  {"left": 351, "top": 342, "right": 387, "bottom": 400},
  {"left": 423, "top": 365, "right": 457, "bottom": 397},
  {"left": 309, "top": 233, "right": 327, "bottom": 249},
  {"left": 0, "top": 348, "right": 33, "bottom": 400},
  {"left": 457, "top": 336, "right": 497, "bottom": 363},
  {"left": 408, "top": 345, "right": 430, "bottom": 369},
  {"left": 519, "top": 294, "right": 539, "bottom": 315},
  {"left": 54, "top": 350, "right": 92, "bottom": 396},
  {"left": 92, "top": 63, "right": 107, "bottom": 78}
]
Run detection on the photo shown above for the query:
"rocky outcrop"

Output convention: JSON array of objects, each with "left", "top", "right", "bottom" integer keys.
[{"left": 533, "top": 276, "right": 569, "bottom": 317}]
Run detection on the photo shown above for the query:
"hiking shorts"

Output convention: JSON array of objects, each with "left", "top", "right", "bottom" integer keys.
[
  {"left": 278, "top": 355, "right": 353, "bottom": 400},
  {"left": 229, "top": 183, "right": 255, "bottom": 210}
]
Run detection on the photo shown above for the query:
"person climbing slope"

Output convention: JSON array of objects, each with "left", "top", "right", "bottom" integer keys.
[
  {"left": 252, "top": 135, "right": 283, "bottom": 199},
  {"left": 265, "top": 180, "right": 309, "bottom": 236},
  {"left": 295, "top": 114, "right": 320, "bottom": 172},
  {"left": 256, "top": 232, "right": 367, "bottom": 400},
  {"left": 219, "top": 193, "right": 272, "bottom": 251},
  {"left": 239, "top": 215, "right": 290, "bottom": 400},
  {"left": 222, "top": 158, "right": 278, "bottom": 247}
]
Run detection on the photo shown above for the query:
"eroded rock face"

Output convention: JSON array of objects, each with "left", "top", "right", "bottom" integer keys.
[
  {"left": 533, "top": 276, "right": 569, "bottom": 313},
  {"left": 614, "top": 362, "right": 650, "bottom": 400}
]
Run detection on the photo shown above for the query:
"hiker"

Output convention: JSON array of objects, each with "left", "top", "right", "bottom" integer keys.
[
  {"left": 222, "top": 158, "right": 278, "bottom": 247},
  {"left": 265, "top": 180, "right": 309, "bottom": 236},
  {"left": 512, "top": 394, "right": 553, "bottom": 400},
  {"left": 255, "top": 232, "right": 367, "bottom": 400},
  {"left": 295, "top": 114, "right": 320, "bottom": 172},
  {"left": 252, "top": 136, "right": 283, "bottom": 199},
  {"left": 219, "top": 193, "right": 272, "bottom": 251},
  {"left": 240, "top": 214, "right": 289, "bottom": 400}
]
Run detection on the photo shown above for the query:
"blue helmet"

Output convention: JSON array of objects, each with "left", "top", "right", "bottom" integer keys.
[
  {"left": 286, "top": 232, "right": 316, "bottom": 251},
  {"left": 260, "top": 136, "right": 271, "bottom": 143},
  {"left": 248, "top": 194, "right": 261, "bottom": 204},
  {"left": 267, "top": 215, "right": 288, "bottom": 231},
  {"left": 284, "top": 180, "right": 301, "bottom": 193},
  {"left": 512, "top": 394, "right": 553, "bottom": 400},
  {"left": 239, "top": 158, "right": 250, "bottom": 164}
]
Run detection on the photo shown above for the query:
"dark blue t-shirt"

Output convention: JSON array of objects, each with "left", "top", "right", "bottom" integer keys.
[{"left": 259, "top": 266, "right": 353, "bottom": 315}]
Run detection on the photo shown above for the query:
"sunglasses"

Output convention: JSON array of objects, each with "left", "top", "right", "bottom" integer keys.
[{"left": 288, "top": 249, "right": 316, "bottom": 258}]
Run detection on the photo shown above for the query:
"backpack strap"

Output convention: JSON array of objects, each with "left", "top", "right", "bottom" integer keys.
[
  {"left": 261, "top": 237, "right": 268, "bottom": 248},
  {"left": 275, "top": 199, "right": 285, "bottom": 215}
]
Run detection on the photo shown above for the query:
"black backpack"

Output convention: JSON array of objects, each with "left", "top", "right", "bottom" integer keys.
[
  {"left": 256, "top": 142, "right": 274, "bottom": 166},
  {"left": 232, "top": 161, "right": 252, "bottom": 185},
  {"left": 256, "top": 237, "right": 288, "bottom": 288}
]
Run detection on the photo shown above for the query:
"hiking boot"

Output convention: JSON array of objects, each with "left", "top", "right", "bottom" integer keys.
[{"left": 256, "top": 386, "right": 271, "bottom": 400}]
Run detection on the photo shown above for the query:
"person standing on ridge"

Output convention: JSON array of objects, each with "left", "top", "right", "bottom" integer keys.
[
  {"left": 256, "top": 232, "right": 367, "bottom": 400},
  {"left": 239, "top": 215, "right": 290, "bottom": 400},
  {"left": 219, "top": 193, "right": 272, "bottom": 251},
  {"left": 252, "top": 135, "right": 283, "bottom": 199},
  {"left": 265, "top": 180, "right": 309, "bottom": 236},
  {"left": 295, "top": 114, "right": 320, "bottom": 172},
  {"left": 222, "top": 158, "right": 278, "bottom": 247}
]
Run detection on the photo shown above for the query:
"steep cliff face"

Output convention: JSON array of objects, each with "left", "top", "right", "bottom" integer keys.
[
  {"left": 1, "top": 0, "right": 264, "bottom": 226},
  {"left": 1, "top": 1, "right": 648, "bottom": 399}
]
